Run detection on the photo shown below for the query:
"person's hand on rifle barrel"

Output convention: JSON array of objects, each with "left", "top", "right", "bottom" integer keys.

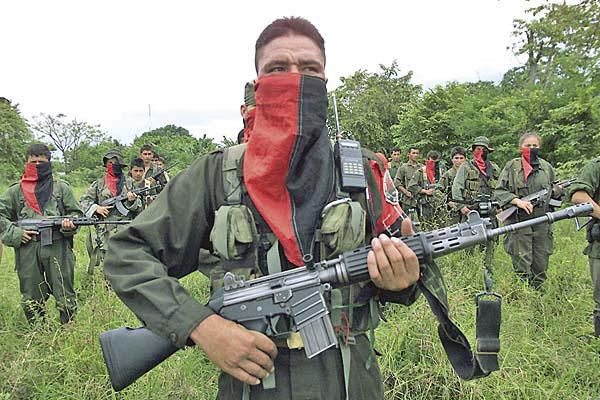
[{"left": 512, "top": 198, "right": 534, "bottom": 215}]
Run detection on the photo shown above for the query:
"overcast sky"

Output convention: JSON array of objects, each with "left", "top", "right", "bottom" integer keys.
[{"left": 2, "top": 1, "right": 541, "bottom": 144}]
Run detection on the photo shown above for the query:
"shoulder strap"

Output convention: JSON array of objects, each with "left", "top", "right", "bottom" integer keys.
[{"left": 222, "top": 144, "right": 247, "bottom": 205}]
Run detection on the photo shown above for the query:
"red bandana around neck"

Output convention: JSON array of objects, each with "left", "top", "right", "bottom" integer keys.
[
  {"left": 21, "top": 162, "right": 53, "bottom": 215},
  {"left": 425, "top": 160, "right": 437, "bottom": 183},
  {"left": 521, "top": 147, "right": 539, "bottom": 182},
  {"left": 243, "top": 73, "right": 334, "bottom": 266},
  {"left": 473, "top": 149, "right": 488, "bottom": 177},
  {"left": 104, "top": 163, "right": 124, "bottom": 197}
]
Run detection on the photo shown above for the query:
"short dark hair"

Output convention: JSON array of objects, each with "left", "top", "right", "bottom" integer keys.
[
  {"left": 426, "top": 150, "right": 441, "bottom": 160},
  {"left": 255, "top": 17, "right": 325, "bottom": 72},
  {"left": 391, "top": 147, "right": 401, "bottom": 153},
  {"left": 130, "top": 157, "right": 145, "bottom": 169},
  {"left": 451, "top": 146, "right": 467, "bottom": 157},
  {"left": 158, "top": 156, "right": 166, "bottom": 163},
  {"left": 408, "top": 146, "right": 419, "bottom": 153},
  {"left": 140, "top": 144, "right": 154, "bottom": 153},
  {"left": 152, "top": 153, "right": 160, "bottom": 161},
  {"left": 26, "top": 144, "right": 51, "bottom": 161}
]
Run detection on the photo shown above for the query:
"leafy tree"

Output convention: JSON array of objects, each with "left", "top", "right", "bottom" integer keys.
[
  {"left": 33, "top": 113, "right": 106, "bottom": 173},
  {"left": 329, "top": 61, "right": 422, "bottom": 154},
  {"left": 0, "top": 98, "right": 33, "bottom": 180},
  {"left": 130, "top": 125, "right": 217, "bottom": 169}
]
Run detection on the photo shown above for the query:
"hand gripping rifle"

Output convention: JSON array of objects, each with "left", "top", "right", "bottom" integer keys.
[
  {"left": 15, "top": 216, "right": 130, "bottom": 246},
  {"left": 100, "top": 184, "right": 161, "bottom": 216},
  {"left": 147, "top": 163, "right": 178, "bottom": 186},
  {"left": 496, "top": 177, "right": 576, "bottom": 223},
  {"left": 99, "top": 203, "right": 593, "bottom": 391}
]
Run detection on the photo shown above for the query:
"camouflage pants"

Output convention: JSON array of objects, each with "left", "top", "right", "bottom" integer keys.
[
  {"left": 503, "top": 223, "right": 553, "bottom": 289},
  {"left": 216, "top": 334, "right": 383, "bottom": 400},
  {"left": 15, "top": 238, "right": 77, "bottom": 324},
  {"left": 590, "top": 257, "right": 600, "bottom": 318}
]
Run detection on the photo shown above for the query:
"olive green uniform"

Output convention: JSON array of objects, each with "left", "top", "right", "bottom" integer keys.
[
  {"left": 80, "top": 176, "right": 141, "bottom": 273},
  {"left": 568, "top": 158, "right": 600, "bottom": 333},
  {"left": 451, "top": 160, "right": 500, "bottom": 214},
  {"left": 394, "top": 160, "right": 422, "bottom": 216},
  {"left": 408, "top": 165, "right": 447, "bottom": 228},
  {"left": 0, "top": 179, "right": 82, "bottom": 323},
  {"left": 104, "top": 149, "right": 420, "bottom": 400},
  {"left": 495, "top": 158, "right": 556, "bottom": 288},
  {"left": 440, "top": 165, "right": 461, "bottom": 223},
  {"left": 388, "top": 160, "right": 402, "bottom": 183}
]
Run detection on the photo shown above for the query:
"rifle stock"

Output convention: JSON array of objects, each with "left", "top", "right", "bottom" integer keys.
[{"left": 99, "top": 327, "right": 179, "bottom": 392}]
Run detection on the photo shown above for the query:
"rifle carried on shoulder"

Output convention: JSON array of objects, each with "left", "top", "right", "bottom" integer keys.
[
  {"left": 101, "top": 184, "right": 161, "bottom": 216},
  {"left": 496, "top": 177, "right": 576, "bottom": 223},
  {"left": 99, "top": 202, "right": 593, "bottom": 392},
  {"left": 15, "top": 216, "right": 130, "bottom": 246},
  {"left": 147, "top": 163, "right": 178, "bottom": 185}
]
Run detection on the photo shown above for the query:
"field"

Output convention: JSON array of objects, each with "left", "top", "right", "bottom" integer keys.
[{"left": 0, "top": 186, "right": 598, "bottom": 399}]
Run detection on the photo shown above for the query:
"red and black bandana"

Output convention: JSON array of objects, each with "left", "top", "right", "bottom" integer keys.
[
  {"left": 521, "top": 147, "right": 539, "bottom": 182},
  {"left": 104, "top": 163, "right": 125, "bottom": 197},
  {"left": 371, "top": 153, "right": 404, "bottom": 235},
  {"left": 244, "top": 73, "right": 335, "bottom": 266},
  {"left": 21, "top": 162, "right": 53, "bottom": 215},
  {"left": 472, "top": 148, "right": 493, "bottom": 178},
  {"left": 425, "top": 160, "right": 440, "bottom": 184}
]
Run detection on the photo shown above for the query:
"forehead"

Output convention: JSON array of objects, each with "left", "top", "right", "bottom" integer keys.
[
  {"left": 257, "top": 35, "right": 324, "bottom": 68},
  {"left": 131, "top": 166, "right": 144, "bottom": 171},
  {"left": 522, "top": 136, "right": 541, "bottom": 144},
  {"left": 453, "top": 153, "right": 465, "bottom": 157},
  {"left": 141, "top": 150, "right": 153, "bottom": 154}
]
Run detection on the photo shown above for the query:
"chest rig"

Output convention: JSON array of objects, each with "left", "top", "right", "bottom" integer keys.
[
  {"left": 210, "top": 144, "right": 380, "bottom": 398},
  {"left": 464, "top": 162, "right": 497, "bottom": 200}
]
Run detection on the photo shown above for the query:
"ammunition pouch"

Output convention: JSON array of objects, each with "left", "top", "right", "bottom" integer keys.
[{"left": 320, "top": 201, "right": 366, "bottom": 259}]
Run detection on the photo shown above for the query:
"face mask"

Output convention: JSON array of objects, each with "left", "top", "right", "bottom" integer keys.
[
  {"left": 105, "top": 163, "right": 125, "bottom": 196},
  {"left": 243, "top": 73, "right": 334, "bottom": 266},
  {"left": 21, "top": 161, "right": 53, "bottom": 215},
  {"left": 473, "top": 149, "right": 489, "bottom": 177},
  {"left": 521, "top": 147, "right": 539, "bottom": 181}
]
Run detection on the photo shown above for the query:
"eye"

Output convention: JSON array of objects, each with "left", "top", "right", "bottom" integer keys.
[{"left": 268, "top": 66, "right": 286, "bottom": 73}]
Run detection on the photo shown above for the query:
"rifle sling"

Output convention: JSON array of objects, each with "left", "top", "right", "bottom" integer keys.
[{"left": 418, "top": 263, "right": 499, "bottom": 380}]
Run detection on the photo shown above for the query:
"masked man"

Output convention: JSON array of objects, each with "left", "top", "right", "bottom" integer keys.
[
  {"left": 0, "top": 144, "right": 82, "bottom": 324},
  {"left": 569, "top": 158, "right": 600, "bottom": 337},
  {"left": 80, "top": 150, "right": 141, "bottom": 274},
  {"left": 495, "top": 133, "right": 560, "bottom": 289},
  {"left": 104, "top": 17, "right": 427, "bottom": 400},
  {"left": 452, "top": 136, "right": 500, "bottom": 220},
  {"left": 408, "top": 150, "right": 446, "bottom": 228}
]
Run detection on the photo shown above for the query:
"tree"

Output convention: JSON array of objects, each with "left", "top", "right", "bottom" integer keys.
[
  {"left": 33, "top": 113, "right": 105, "bottom": 173},
  {"left": 329, "top": 61, "right": 422, "bottom": 154},
  {"left": 0, "top": 98, "right": 33, "bottom": 180}
]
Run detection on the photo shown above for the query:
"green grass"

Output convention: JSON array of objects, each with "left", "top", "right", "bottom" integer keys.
[{"left": 1, "top": 189, "right": 598, "bottom": 399}]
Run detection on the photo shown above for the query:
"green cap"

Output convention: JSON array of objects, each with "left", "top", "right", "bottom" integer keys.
[
  {"left": 244, "top": 81, "right": 256, "bottom": 108},
  {"left": 103, "top": 149, "right": 127, "bottom": 166},
  {"left": 472, "top": 136, "right": 494, "bottom": 152}
]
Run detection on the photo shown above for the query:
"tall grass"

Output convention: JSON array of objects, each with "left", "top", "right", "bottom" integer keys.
[{"left": 0, "top": 188, "right": 598, "bottom": 399}]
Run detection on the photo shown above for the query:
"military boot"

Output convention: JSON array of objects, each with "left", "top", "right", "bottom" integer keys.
[{"left": 594, "top": 316, "right": 600, "bottom": 337}]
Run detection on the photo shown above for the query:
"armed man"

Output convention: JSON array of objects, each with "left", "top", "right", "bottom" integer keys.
[
  {"left": 440, "top": 146, "right": 467, "bottom": 223},
  {"left": 394, "top": 146, "right": 422, "bottom": 221},
  {"left": 452, "top": 136, "right": 500, "bottom": 221},
  {"left": 0, "top": 144, "right": 82, "bottom": 324},
  {"left": 569, "top": 158, "right": 600, "bottom": 337},
  {"left": 408, "top": 150, "right": 446, "bottom": 228},
  {"left": 495, "top": 133, "right": 563, "bottom": 289},
  {"left": 104, "top": 17, "right": 425, "bottom": 399},
  {"left": 129, "top": 157, "right": 156, "bottom": 213},
  {"left": 80, "top": 150, "right": 141, "bottom": 274},
  {"left": 388, "top": 147, "right": 402, "bottom": 180}
]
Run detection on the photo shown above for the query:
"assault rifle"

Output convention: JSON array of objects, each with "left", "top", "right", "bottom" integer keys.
[
  {"left": 424, "top": 183, "right": 444, "bottom": 191},
  {"left": 99, "top": 203, "right": 593, "bottom": 391},
  {"left": 101, "top": 184, "right": 161, "bottom": 216},
  {"left": 146, "top": 163, "right": 178, "bottom": 186},
  {"left": 496, "top": 178, "right": 576, "bottom": 223},
  {"left": 15, "top": 216, "right": 130, "bottom": 246}
]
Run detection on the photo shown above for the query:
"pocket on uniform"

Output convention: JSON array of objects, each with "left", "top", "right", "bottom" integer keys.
[
  {"left": 210, "top": 205, "right": 257, "bottom": 261},
  {"left": 321, "top": 201, "right": 366, "bottom": 258}
]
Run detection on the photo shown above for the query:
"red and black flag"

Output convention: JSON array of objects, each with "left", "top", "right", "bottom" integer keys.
[
  {"left": 21, "top": 162, "right": 53, "bottom": 215},
  {"left": 244, "top": 73, "right": 335, "bottom": 267}
]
